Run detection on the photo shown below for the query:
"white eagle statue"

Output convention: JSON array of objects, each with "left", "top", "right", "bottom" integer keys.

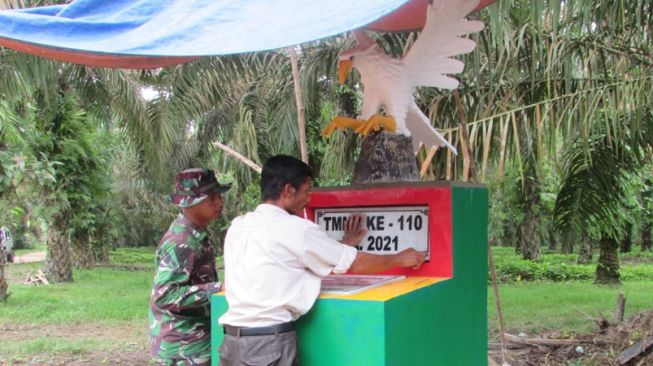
[{"left": 320, "top": 0, "right": 485, "bottom": 154}]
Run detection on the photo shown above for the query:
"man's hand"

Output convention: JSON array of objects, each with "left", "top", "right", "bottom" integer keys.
[
  {"left": 395, "top": 248, "right": 427, "bottom": 269},
  {"left": 340, "top": 212, "right": 368, "bottom": 247},
  {"left": 348, "top": 247, "right": 427, "bottom": 274}
]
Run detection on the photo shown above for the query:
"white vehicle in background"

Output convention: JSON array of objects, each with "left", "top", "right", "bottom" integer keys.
[{"left": 1, "top": 227, "right": 14, "bottom": 263}]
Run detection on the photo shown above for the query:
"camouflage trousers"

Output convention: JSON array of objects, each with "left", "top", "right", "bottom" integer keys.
[
  {"left": 154, "top": 356, "right": 210, "bottom": 366},
  {"left": 152, "top": 338, "right": 212, "bottom": 366}
]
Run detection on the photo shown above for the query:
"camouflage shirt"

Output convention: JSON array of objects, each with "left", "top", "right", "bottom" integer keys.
[{"left": 149, "top": 214, "right": 221, "bottom": 363}]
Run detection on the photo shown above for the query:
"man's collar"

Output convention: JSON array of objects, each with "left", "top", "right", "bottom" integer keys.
[
  {"left": 256, "top": 203, "right": 290, "bottom": 215},
  {"left": 177, "top": 213, "right": 209, "bottom": 241}
]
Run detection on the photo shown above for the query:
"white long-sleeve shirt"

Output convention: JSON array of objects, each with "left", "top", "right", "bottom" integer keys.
[{"left": 219, "top": 204, "right": 357, "bottom": 327}]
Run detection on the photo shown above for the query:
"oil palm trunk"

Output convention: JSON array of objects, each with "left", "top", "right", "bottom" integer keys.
[{"left": 595, "top": 236, "right": 620, "bottom": 284}]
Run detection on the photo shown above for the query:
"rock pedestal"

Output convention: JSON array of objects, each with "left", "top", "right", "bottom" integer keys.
[{"left": 353, "top": 130, "right": 420, "bottom": 184}]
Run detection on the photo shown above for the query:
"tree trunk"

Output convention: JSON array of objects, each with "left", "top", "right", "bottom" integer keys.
[
  {"left": 620, "top": 221, "right": 633, "bottom": 253},
  {"left": 642, "top": 178, "right": 652, "bottom": 252},
  {"left": 560, "top": 234, "right": 573, "bottom": 254},
  {"left": 519, "top": 167, "right": 541, "bottom": 261},
  {"left": 577, "top": 235, "right": 593, "bottom": 264},
  {"left": 520, "top": 211, "right": 541, "bottom": 261},
  {"left": 45, "top": 219, "right": 74, "bottom": 283},
  {"left": 548, "top": 228, "right": 556, "bottom": 251},
  {"left": 595, "top": 236, "right": 620, "bottom": 285},
  {"left": 641, "top": 220, "right": 652, "bottom": 252},
  {"left": 353, "top": 131, "right": 420, "bottom": 184},
  {"left": 72, "top": 231, "right": 94, "bottom": 270},
  {"left": 513, "top": 221, "right": 522, "bottom": 253},
  {"left": 0, "top": 247, "right": 9, "bottom": 302},
  {"left": 92, "top": 231, "right": 110, "bottom": 263}
]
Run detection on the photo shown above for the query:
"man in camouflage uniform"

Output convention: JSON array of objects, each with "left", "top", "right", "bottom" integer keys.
[{"left": 149, "top": 168, "right": 231, "bottom": 366}]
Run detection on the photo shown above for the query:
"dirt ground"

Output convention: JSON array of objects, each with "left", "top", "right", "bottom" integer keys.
[
  {"left": 2, "top": 314, "right": 652, "bottom": 366},
  {"left": 0, "top": 323, "right": 151, "bottom": 365},
  {"left": 13, "top": 252, "right": 47, "bottom": 264}
]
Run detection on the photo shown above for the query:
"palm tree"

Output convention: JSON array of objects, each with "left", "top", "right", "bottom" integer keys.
[
  {"left": 1, "top": 1, "right": 151, "bottom": 281},
  {"left": 554, "top": 129, "right": 648, "bottom": 284},
  {"left": 410, "top": 0, "right": 653, "bottom": 272}
]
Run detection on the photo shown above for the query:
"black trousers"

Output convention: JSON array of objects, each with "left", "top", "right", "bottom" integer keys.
[{"left": 218, "top": 330, "right": 300, "bottom": 366}]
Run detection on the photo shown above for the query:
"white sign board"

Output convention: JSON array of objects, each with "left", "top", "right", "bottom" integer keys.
[{"left": 315, "top": 206, "right": 430, "bottom": 260}]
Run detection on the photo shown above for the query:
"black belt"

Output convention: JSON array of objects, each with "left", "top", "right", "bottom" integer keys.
[{"left": 223, "top": 322, "right": 295, "bottom": 337}]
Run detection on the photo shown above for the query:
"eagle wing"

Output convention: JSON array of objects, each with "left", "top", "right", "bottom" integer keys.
[
  {"left": 405, "top": 102, "right": 457, "bottom": 154},
  {"left": 402, "top": 0, "right": 485, "bottom": 89}
]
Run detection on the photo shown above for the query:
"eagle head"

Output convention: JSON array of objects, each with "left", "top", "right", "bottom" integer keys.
[{"left": 337, "top": 42, "right": 378, "bottom": 84}]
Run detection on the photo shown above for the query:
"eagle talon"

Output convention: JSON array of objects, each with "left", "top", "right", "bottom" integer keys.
[
  {"left": 321, "top": 114, "right": 398, "bottom": 138},
  {"left": 354, "top": 114, "right": 397, "bottom": 136},
  {"left": 320, "top": 116, "right": 365, "bottom": 138}
]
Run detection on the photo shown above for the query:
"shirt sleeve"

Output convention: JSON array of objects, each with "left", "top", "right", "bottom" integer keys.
[
  {"left": 300, "top": 223, "right": 358, "bottom": 277},
  {"left": 151, "top": 239, "right": 221, "bottom": 312}
]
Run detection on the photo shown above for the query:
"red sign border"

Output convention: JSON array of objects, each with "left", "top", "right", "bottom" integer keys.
[{"left": 306, "top": 185, "right": 452, "bottom": 278}]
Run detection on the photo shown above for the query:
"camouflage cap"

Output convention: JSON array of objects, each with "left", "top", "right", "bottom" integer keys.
[{"left": 165, "top": 168, "right": 231, "bottom": 208}]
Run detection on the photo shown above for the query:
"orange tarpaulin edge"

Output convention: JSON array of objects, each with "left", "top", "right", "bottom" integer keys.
[
  {"left": 0, "top": 37, "right": 201, "bottom": 69},
  {"left": 366, "top": 0, "right": 497, "bottom": 32}
]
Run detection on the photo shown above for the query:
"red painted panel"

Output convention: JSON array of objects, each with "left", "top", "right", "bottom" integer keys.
[{"left": 307, "top": 186, "right": 452, "bottom": 278}]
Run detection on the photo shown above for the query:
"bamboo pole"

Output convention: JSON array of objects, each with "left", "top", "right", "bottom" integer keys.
[
  {"left": 289, "top": 46, "right": 309, "bottom": 164},
  {"left": 212, "top": 141, "right": 262, "bottom": 173}
]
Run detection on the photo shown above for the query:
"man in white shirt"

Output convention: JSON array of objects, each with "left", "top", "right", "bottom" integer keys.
[{"left": 219, "top": 155, "right": 426, "bottom": 366}]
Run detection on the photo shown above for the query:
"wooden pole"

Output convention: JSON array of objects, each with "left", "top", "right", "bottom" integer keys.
[
  {"left": 212, "top": 141, "right": 262, "bottom": 173},
  {"left": 488, "top": 241, "right": 508, "bottom": 365},
  {"left": 454, "top": 89, "right": 507, "bottom": 365},
  {"left": 289, "top": 46, "right": 309, "bottom": 164},
  {"left": 615, "top": 292, "right": 626, "bottom": 323}
]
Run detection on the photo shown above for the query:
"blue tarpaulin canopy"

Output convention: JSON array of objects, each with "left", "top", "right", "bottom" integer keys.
[{"left": 0, "top": 0, "right": 412, "bottom": 68}]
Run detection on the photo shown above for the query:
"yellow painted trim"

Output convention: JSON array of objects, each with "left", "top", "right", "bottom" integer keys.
[{"left": 318, "top": 277, "right": 450, "bottom": 301}]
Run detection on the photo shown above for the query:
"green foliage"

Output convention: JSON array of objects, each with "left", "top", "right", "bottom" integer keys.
[
  {"left": 491, "top": 247, "right": 653, "bottom": 282},
  {"left": 487, "top": 164, "right": 524, "bottom": 247},
  {"left": 554, "top": 131, "right": 648, "bottom": 241},
  {"left": 108, "top": 248, "right": 156, "bottom": 267}
]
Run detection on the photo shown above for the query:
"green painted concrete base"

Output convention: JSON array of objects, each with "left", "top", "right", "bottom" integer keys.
[{"left": 211, "top": 185, "right": 488, "bottom": 366}]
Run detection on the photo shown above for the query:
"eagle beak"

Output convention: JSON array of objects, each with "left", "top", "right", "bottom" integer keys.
[{"left": 338, "top": 60, "right": 354, "bottom": 84}]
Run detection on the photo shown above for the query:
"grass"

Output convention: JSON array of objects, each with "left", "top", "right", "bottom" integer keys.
[
  {"left": 0, "top": 262, "right": 150, "bottom": 358},
  {"left": 1, "top": 247, "right": 651, "bottom": 359},
  {"left": 108, "top": 247, "right": 224, "bottom": 269},
  {"left": 1, "top": 265, "right": 152, "bottom": 325},
  {"left": 487, "top": 281, "right": 653, "bottom": 335}
]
